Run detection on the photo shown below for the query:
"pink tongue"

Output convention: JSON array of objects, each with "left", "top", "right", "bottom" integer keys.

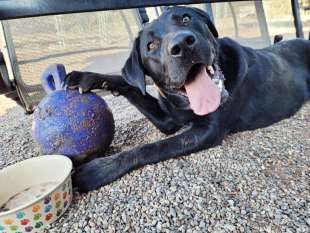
[{"left": 184, "top": 66, "right": 221, "bottom": 116}]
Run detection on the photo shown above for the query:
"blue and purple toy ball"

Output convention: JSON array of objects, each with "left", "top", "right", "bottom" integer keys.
[{"left": 32, "top": 64, "right": 115, "bottom": 163}]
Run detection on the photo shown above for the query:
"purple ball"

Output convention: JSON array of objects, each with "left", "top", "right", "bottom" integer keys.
[{"left": 32, "top": 89, "right": 114, "bottom": 162}]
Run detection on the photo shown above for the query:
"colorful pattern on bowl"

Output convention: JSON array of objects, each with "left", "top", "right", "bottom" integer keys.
[{"left": 0, "top": 178, "right": 72, "bottom": 233}]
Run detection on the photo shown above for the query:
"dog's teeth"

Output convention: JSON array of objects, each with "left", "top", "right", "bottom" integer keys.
[
  {"left": 209, "top": 66, "right": 215, "bottom": 75},
  {"left": 206, "top": 65, "right": 215, "bottom": 75}
]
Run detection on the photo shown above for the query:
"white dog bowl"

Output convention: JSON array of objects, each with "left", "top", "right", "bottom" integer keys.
[{"left": 0, "top": 155, "right": 72, "bottom": 233}]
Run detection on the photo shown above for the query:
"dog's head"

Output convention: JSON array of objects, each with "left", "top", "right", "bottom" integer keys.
[{"left": 122, "top": 6, "right": 246, "bottom": 115}]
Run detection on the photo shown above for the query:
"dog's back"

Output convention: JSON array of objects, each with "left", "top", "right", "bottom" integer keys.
[
  {"left": 262, "top": 39, "right": 310, "bottom": 100},
  {"left": 230, "top": 39, "right": 310, "bottom": 132}
]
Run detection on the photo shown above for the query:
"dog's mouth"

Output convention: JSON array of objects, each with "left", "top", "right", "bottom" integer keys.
[{"left": 174, "top": 62, "right": 229, "bottom": 115}]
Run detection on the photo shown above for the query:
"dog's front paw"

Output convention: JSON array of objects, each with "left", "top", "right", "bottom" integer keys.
[
  {"left": 64, "top": 71, "right": 99, "bottom": 93},
  {"left": 72, "top": 154, "right": 130, "bottom": 192}
]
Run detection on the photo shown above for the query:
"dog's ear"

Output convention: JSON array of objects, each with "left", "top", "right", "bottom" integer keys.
[
  {"left": 122, "top": 37, "right": 146, "bottom": 95},
  {"left": 191, "top": 7, "right": 218, "bottom": 38},
  {"left": 219, "top": 38, "right": 248, "bottom": 92}
]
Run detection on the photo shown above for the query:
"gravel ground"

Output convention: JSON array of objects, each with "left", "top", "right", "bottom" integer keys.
[{"left": 0, "top": 88, "right": 309, "bottom": 233}]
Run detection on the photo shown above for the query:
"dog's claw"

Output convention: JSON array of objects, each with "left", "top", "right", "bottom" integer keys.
[
  {"left": 112, "top": 90, "right": 120, "bottom": 96},
  {"left": 79, "top": 87, "right": 83, "bottom": 94},
  {"left": 67, "top": 84, "right": 79, "bottom": 90},
  {"left": 102, "top": 81, "right": 109, "bottom": 90}
]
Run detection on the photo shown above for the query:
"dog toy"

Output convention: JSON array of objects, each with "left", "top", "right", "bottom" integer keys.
[{"left": 32, "top": 64, "right": 115, "bottom": 162}]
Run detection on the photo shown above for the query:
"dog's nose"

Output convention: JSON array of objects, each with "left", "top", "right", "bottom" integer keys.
[{"left": 168, "top": 31, "right": 197, "bottom": 57}]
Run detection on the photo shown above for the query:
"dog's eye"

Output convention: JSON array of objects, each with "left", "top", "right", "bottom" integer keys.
[
  {"left": 147, "top": 41, "right": 158, "bottom": 52},
  {"left": 182, "top": 14, "right": 191, "bottom": 25}
]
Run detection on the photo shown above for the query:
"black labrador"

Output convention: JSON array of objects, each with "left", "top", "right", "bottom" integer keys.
[{"left": 65, "top": 6, "right": 310, "bottom": 192}]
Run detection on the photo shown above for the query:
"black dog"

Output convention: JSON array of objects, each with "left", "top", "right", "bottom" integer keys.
[{"left": 65, "top": 6, "right": 310, "bottom": 192}]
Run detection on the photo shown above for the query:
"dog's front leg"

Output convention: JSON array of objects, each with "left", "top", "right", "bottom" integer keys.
[
  {"left": 73, "top": 120, "right": 221, "bottom": 192},
  {"left": 65, "top": 71, "right": 181, "bottom": 134}
]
